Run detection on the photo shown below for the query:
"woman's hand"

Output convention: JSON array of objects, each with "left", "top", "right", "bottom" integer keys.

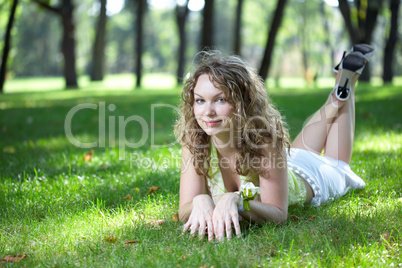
[
  {"left": 182, "top": 194, "right": 215, "bottom": 241},
  {"left": 212, "top": 193, "right": 241, "bottom": 241}
]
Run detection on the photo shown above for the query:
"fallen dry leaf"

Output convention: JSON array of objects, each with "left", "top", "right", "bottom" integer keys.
[
  {"left": 83, "top": 149, "right": 94, "bottom": 161},
  {"left": 172, "top": 213, "right": 179, "bottom": 222},
  {"left": 104, "top": 236, "right": 116, "bottom": 243},
  {"left": 124, "top": 240, "right": 139, "bottom": 245},
  {"left": 147, "top": 186, "right": 160, "bottom": 194},
  {"left": 147, "top": 219, "right": 166, "bottom": 226},
  {"left": 123, "top": 194, "right": 132, "bottom": 201},
  {"left": 288, "top": 215, "right": 302, "bottom": 221},
  {"left": 0, "top": 255, "right": 28, "bottom": 263},
  {"left": 180, "top": 254, "right": 185, "bottom": 260},
  {"left": 98, "top": 211, "right": 105, "bottom": 218},
  {"left": 306, "top": 215, "right": 316, "bottom": 222}
]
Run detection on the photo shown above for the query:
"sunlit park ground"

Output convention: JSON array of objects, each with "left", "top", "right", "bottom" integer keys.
[{"left": 0, "top": 74, "right": 401, "bottom": 266}]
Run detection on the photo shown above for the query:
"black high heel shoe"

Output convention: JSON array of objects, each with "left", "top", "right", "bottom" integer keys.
[
  {"left": 333, "top": 51, "right": 366, "bottom": 102},
  {"left": 333, "top": 44, "right": 374, "bottom": 73}
]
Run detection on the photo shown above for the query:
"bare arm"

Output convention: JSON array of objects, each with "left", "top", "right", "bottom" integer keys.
[
  {"left": 210, "top": 147, "right": 288, "bottom": 241},
  {"left": 178, "top": 146, "right": 205, "bottom": 222},
  {"left": 239, "top": 200, "right": 287, "bottom": 224},
  {"left": 239, "top": 148, "right": 289, "bottom": 224},
  {"left": 179, "top": 146, "right": 216, "bottom": 241}
]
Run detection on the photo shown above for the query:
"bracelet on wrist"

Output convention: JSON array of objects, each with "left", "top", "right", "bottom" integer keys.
[
  {"left": 235, "top": 188, "right": 258, "bottom": 212},
  {"left": 236, "top": 194, "right": 245, "bottom": 212}
]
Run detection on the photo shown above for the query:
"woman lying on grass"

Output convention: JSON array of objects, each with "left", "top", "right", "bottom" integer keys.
[{"left": 174, "top": 46, "right": 373, "bottom": 242}]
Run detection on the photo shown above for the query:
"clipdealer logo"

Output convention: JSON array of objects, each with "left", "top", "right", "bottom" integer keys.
[{"left": 64, "top": 102, "right": 178, "bottom": 160}]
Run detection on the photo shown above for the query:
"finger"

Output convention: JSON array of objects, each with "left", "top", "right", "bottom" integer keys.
[
  {"left": 182, "top": 221, "right": 190, "bottom": 233},
  {"left": 198, "top": 220, "right": 206, "bottom": 239},
  {"left": 207, "top": 220, "right": 214, "bottom": 242},
  {"left": 225, "top": 217, "right": 232, "bottom": 240},
  {"left": 190, "top": 222, "right": 199, "bottom": 236},
  {"left": 217, "top": 220, "right": 224, "bottom": 242},
  {"left": 213, "top": 218, "right": 218, "bottom": 238},
  {"left": 213, "top": 218, "right": 222, "bottom": 240},
  {"left": 232, "top": 215, "right": 241, "bottom": 238}
]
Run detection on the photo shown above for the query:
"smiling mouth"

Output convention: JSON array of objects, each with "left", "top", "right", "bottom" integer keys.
[{"left": 205, "top": 120, "right": 222, "bottom": 127}]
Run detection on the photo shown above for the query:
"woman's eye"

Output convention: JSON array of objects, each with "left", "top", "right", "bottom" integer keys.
[
  {"left": 195, "top": 99, "right": 204, "bottom": 104},
  {"left": 216, "top": 98, "right": 226, "bottom": 103}
]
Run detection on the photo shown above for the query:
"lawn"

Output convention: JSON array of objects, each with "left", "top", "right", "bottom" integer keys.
[{"left": 0, "top": 76, "right": 401, "bottom": 267}]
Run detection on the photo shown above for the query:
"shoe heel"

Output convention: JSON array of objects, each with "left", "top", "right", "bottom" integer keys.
[
  {"left": 333, "top": 51, "right": 346, "bottom": 73},
  {"left": 334, "top": 52, "right": 366, "bottom": 101},
  {"left": 335, "top": 69, "right": 354, "bottom": 101}
]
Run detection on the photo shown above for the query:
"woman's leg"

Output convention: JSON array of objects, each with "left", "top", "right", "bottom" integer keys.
[
  {"left": 291, "top": 72, "right": 358, "bottom": 164},
  {"left": 323, "top": 75, "right": 358, "bottom": 164},
  {"left": 291, "top": 70, "right": 343, "bottom": 155}
]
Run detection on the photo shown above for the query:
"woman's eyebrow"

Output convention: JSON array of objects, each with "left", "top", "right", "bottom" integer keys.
[{"left": 194, "top": 92, "right": 225, "bottom": 98}]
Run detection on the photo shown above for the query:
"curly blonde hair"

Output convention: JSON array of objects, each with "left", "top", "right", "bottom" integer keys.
[{"left": 174, "top": 51, "right": 290, "bottom": 177}]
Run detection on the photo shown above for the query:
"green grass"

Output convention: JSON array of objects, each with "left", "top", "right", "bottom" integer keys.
[{"left": 0, "top": 76, "right": 401, "bottom": 267}]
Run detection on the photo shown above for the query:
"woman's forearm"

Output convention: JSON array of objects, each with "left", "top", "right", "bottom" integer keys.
[{"left": 239, "top": 200, "right": 287, "bottom": 224}]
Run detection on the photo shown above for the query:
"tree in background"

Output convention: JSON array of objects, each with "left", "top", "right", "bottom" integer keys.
[
  {"left": 175, "top": 0, "right": 190, "bottom": 85},
  {"left": 133, "top": 0, "right": 147, "bottom": 88},
  {"left": 258, "top": 0, "right": 287, "bottom": 82},
  {"left": 32, "top": 0, "right": 78, "bottom": 88},
  {"left": 3, "top": 0, "right": 401, "bottom": 86},
  {"left": 382, "top": 0, "right": 400, "bottom": 83},
  {"left": 90, "top": 0, "right": 107, "bottom": 81},
  {"left": 319, "top": 1, "right": 334, "bottom": 68},
  {"left": 0, "top": 0, "right": 19, "bottom": 93},
  {"left": 338, "top": 0, "right": 383, "bottom": 82},
  {"left": 201, "top": 0, "right": 214, "bottom": 51},
  {"left": 233, "top": 0, "right": 244, "bottom": 55}
]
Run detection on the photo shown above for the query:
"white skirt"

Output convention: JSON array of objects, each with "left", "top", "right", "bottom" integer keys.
[{"left": 287, "top": 148, "right": 366, "bottom": 206}]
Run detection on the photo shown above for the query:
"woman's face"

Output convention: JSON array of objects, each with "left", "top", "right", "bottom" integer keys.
[{"left": 193, "top": 74, "right": 234, "bottom": 137}]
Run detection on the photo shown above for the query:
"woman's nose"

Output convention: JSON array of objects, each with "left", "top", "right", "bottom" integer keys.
[{"left": 205, "top": 102, "right": 216, "bottom": 116}]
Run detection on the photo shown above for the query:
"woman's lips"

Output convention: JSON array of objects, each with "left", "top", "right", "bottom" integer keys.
[{"left": 205, "top": 120, "right": 222, "bottom": 127}]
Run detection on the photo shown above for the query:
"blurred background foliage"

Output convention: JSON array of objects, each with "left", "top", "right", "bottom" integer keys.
[{"left": 0, "top": 0, "right": 401, "bottom": 90}]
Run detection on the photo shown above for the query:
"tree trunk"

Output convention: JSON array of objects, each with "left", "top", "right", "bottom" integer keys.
[
  {"left": 358, "top": 0, "right": 382, "bottom": 81},
  {"left": 176, "top": 0, "right": 189, "bottom": 85},
  {"left": 90, "top": 0, "right": 107, "bottom": 81},
  {"left": 338, "top": 0, "right": 383, "bottom": 82},
  {"left": 135, "top": 0, "right": 145, "bottom": 88},
  {"left": 201, "top": 0, "right": 214, "bottom": 51},
  {"left": 258, "top": 0, "right": 287, "bottom": 82},
  {"left": 320, "top": 1, "right": 334, "bottom": 68},
  {"left": 233, "top": 0, "right": 243, "bottom": 55},
  {"left": 382, "top": 0, "right": 399, "bottom": 83},
  {"left": 338, "top": 0, "right": 359, "bottom": 44},
  {"left": 61, "top": 0, "right": 78, "bottom": 88},
  {"left": 33, "top": 0, "right": 78, "bottom": 88},
  {"left": 0, "top": 0, "right": 19, "bottom": 93},
  {"left": 300, "top": 1, "right": 309, "bottom": 82}
]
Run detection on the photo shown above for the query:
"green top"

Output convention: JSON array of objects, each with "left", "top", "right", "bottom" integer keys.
[{"left": 207, "top": 144, "right": 306, "bottom": 206}]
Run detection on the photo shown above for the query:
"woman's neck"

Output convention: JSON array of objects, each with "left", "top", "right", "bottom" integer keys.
[{"left": 211, "top": 133, "right": 240, "bottom": 156}]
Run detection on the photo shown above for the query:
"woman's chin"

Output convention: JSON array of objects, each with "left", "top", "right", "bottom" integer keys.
[{"left": 205, "top": 128, "right": 231, "bottom": 138}]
